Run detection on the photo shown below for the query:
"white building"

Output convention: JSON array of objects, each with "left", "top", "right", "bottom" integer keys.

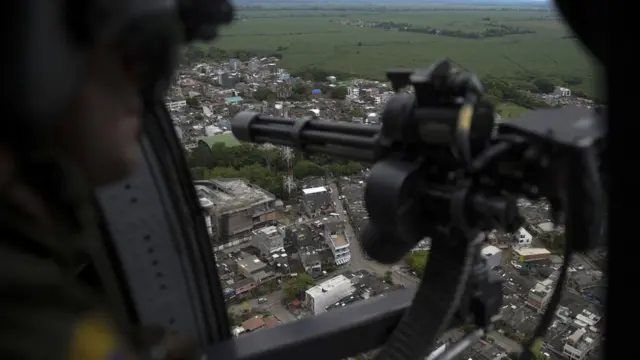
[
  {"left": 167, "top": 100, "right": 187, "bottom": 111},
  {"left": 481, "top": 245, "right": 502, "bottom": 269},
  {"left": 199, "top": 197, "right": 214, "bottom": 238},
  {"left": 305, "top": 275, "right": 355, "bottom": 315},
  {"left": 252, "top": 226, "right": 285, "bottom": 256},
  {"left": 229, "top": 58, "right": 239, "bottom": 71},
  {"left": 561, "top": 309, "right": 601, "bottom": 360},
  {"left": 302, "top": 186, "right": 331, "bottom": 207},
  {"left": 553, "top": 86, "right": 572, "bottom": 97},
  {"left": 514, "top": 227, "right": 533, "bottom": 248},
  {"left": 327, "top": 232, "right": 350, "bottom": 266},
  {"left": 174, "top": 125, "right": 183, "bottom": 140}
]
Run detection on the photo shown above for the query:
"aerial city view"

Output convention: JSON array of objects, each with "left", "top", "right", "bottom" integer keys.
[{"left": 171, "top": 1, "right": 604, "bottom": 359}]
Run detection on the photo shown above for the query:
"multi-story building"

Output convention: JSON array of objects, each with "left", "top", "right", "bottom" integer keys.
[
  {"left": 324, "top": 221, "right": 350, "bottom": 266},
  {"left": 562, "top": 328, "right": 597, "bottom": 360},
  {"left": 299, "top": 247, "right": 322, "bottom": 275},
  {"left": 305, "top": 275, "right": 355, "bottom": 315},
  {"left": 526, "top": 270, "right": 558, "bottom": 313},
  {"left": 199, "top": 197, "right": 215, "bottom": 239},
  {"left": 195, "top": 179, "right": 278, "bottom": 246},
  {"left": 480, "top": 245, "right": 502, "bottom": 269},
  {"left": 252, "top": 226, "right": 285, "bottom": 256},
  {"left": 237, "top": 254, "right": 274, "bottom": 283}
]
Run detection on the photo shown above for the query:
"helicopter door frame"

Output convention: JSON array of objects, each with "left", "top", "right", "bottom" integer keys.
[
  {"left": 205, "top": 288, "right": 412, "bottom": 360},
  {"left": 96, "top": 104, "right": 231, "bottom": 347}
]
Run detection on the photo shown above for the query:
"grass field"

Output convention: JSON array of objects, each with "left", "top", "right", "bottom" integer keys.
[
  {"left": 200, "top": 7, "right": 599, "bottom": 96},
  {"left": 200, "top": 133, "right": 241, "bottom": 147},
  {"left": 497, "top": 102, "right": 529, "bottom": 118}
]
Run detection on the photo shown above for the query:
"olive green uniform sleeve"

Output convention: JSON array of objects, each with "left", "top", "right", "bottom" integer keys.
[
  {"left": 0, "top": 240, "right": 86, "bottom": 360},
  {"left": 0, "top": 159, "right": 133, "bottom": 360}
]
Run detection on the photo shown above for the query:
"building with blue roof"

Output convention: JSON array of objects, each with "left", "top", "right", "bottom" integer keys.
[{"left": 225, "top": 96, "right": 243, "bottom": 104}]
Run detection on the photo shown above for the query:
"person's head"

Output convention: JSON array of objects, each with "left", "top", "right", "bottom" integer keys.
[
  {"left": 0, "top": 2, "right": 172, "bottom": 191},
  {"left": 0, "top": 0, "right": 231, "bottom": 192},
  {"left": 51, "top": 36, "right": 144, "bottom": 186}
]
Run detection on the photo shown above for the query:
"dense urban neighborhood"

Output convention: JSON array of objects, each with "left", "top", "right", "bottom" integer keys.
[{"left": 172, "top": 56, "right": 604, "bottom": 360}]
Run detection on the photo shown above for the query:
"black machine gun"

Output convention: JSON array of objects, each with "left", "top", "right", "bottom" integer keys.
[{"left": 230, "top": 59, "right": 606, "bottom": 360}]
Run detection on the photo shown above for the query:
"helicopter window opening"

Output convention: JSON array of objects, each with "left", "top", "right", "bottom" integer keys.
[{"left": 79, "top": 1, "right": 607, "bottom": 358}]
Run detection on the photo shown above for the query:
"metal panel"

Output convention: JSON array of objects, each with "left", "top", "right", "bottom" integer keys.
[{"left": 96, "top": 135, "right": 206, "bottom": 340}]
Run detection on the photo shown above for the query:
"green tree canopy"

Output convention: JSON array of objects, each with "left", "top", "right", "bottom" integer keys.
[
  {"left": 383, "top": 270, "right": 393, "bottom": 284},
  {"left": 293, "top": 160, "right": 325, "bottom": 179},
  {"left": 283, "top": 274, "right": 315, "bottom": 300},
  {"left": 188, "top": 142, "right": 366, "bottom": 199},
  {"left": 330, "top": 86, "right": 348, "bottom": 100},
  {"left": 532, "top": 78, "right": 555, "bottom": 94},
  {"left": 254, "top": 87, "right": 276, "bottom": 101},
  {"left": 405, "top": 250, "right": 429, "bottom": 277}
]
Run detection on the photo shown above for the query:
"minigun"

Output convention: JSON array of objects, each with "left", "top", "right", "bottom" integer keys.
[{"left": 231, "top": 59, "right": 606, "bottom": 360}]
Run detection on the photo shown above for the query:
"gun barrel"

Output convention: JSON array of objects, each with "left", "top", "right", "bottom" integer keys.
[{"left": 231, "top": 111, "right": 380, "bottom": 162}]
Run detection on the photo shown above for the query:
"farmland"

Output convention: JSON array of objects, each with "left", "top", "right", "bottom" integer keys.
[{"left": 196, "top": 6, "right": 600, "bottom": 97}]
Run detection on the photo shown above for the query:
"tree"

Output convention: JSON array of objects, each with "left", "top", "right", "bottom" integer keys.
[
  {"left": 532, "top": 78, "right": 555, "bottom": 94},
  {"left": 254, "top": 87, "right": 276, "bottom": 101},
  {"left": 293, "top": 160, "right": 325, "bottom": 179},
  {"left": 530, "top": 338, "right": 548, "bottom": 360},
  {"left": 349, "top": 108, "right": 364, "bottom": 118},
  {"left": 283, "top": 274, "right": 315, "bottom": 300},
  {"left": 186, "top": 97, "right": 200, "bottom": 107},
  {"left": 293, "top": 82, "right": 311, "bottom": 96},
  {"left": 405, "top": 250, "right": 429, "bottom": 277},
  {"left": 331, "top": 86, "right": 348, "bottom": 100},
  {"left": 383, "top": 270, "right": 393, "bottom": 284}
]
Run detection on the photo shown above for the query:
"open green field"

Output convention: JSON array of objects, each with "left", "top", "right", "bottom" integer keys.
[
  {"left": 202, "top": 8, "right": 599, "bottom": 96},
  {"left": 200, "top": 133, "right": 241, "bottom": 147}
]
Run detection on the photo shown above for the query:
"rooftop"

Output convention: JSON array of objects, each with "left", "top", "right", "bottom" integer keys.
[
  {"left": 225, "top": 96, "right": 243, "bottom": 104},
  {"left": 330, "top": 234, "right": 348, "bottom": 247},
  {"left": 237, "top": 254, "right": 267, "bottom": 273},
  {"left": 514, "top": 248, "right": 551, "bottom": 257},
  {"left": 242, "top": 316, "right": 264, "bottom": 331},
  {"left": 303, "top": 186, "right": 328, "bottom": 195},
  {"left": 306, "top": 274, "right": 352, "bottom": 298},
  {"left": 256, "top": 226, "right": 282, "bottom": 238},
  {"left": 481, "top": 245, "right": 502, "bottom": 257},
  {"left": 195, "top": 178, "right": 275, "bottom": 213}
]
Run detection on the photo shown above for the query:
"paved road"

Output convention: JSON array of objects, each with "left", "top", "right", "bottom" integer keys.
[
  {"left": 329, "top": 182, "right": 419, "bottom": 288},
  {"left": 488, "top": 331, "right": 522, "bottom": 353},
  {"left": 228, "top": 290, "right": 297, "bottom": 323}
]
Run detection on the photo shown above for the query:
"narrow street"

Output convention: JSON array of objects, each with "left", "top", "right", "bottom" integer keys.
[
  {"left": 329, "top": 182, "right": 418, "bottom": 288},
  {"left": 487, "top": 331, "right": 522, "bottom": 353},
  {"left": 228, "top": 290, "right": 297, "bottom": 323}
]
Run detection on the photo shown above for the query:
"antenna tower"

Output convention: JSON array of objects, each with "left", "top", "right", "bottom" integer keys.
[{"left": 282, "top": 147, "right": 295, "bottom": 195}]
